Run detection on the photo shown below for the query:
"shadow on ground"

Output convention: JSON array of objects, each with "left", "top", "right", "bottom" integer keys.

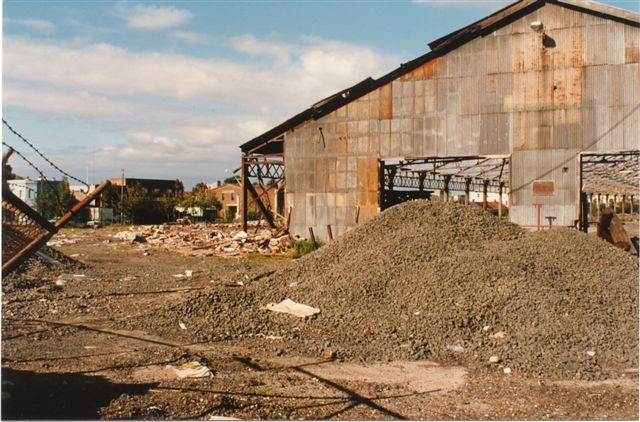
[{"left": 1, "top": 367, "right": 157, "bottom": 420}]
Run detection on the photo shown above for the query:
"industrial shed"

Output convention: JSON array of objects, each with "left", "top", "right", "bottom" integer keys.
[{"left": 239, "top": 0, "right": 639, "bottom": 240}]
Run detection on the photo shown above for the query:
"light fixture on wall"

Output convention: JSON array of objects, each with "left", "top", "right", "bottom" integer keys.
[{"left": 530, "top": 20, "right": 544, "bottom": 32}]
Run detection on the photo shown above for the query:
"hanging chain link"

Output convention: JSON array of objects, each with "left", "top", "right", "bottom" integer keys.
[{"left": 3, "top": 119, "right": 90, "bottom": 191}]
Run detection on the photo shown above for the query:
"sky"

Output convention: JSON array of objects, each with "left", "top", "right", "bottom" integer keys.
[{"left": 3, "top": 0, "right": 638, "bottom": 189}]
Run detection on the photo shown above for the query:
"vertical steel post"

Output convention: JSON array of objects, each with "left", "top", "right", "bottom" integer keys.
[
  {"left": 464, "top": 178, "right": 471, "bottom": 206},
  {"left": 482, "top": 180, "right": 489, "bottom": 210},
  {"left": 498, "top": 182, "right": 504, "bottom": 218},
  {"left": 443, "top": 176, "right": 451, "bottom": 202},
  {"left": 241, "top": 155, "right": 249, "bottom": 232}
]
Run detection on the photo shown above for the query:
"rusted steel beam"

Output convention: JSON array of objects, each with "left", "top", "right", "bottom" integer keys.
[
  {"left": 54, "top": 180, "right": 111, "bottom": 228},
  {"left": 246, "top": 181, "right": 276, "bottom": 229},
  {"left": 2, "top": 230, "right": 56, "bottom": 276}
]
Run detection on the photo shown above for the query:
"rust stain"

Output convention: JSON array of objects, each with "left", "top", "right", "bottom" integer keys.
[
  {"left": 568, "top": 31, "right": 585, "bottom": 68},
  {"left": 513, "top": 48, "right": 525, "bottom": 73},
  {"left": 380, "top": 97, "right": 392, "bottom": 120},
  {"left": 625, "top": 46, "right": 639, "bottom": 63},
  {"left": 532, "top": 180, "right": 555, "bottom": 196}
]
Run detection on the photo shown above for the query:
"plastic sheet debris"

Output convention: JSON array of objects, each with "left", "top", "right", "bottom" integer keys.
[
  {"left": 168, "top": 361, "right": 214, "bottom": 379},
  {"left": 263, "top": 298, "right": 320, "bottom": 318},
  {"left": 265, "top": 335, "right": 283, "bottom": 340},
  {"left": 446, "top": 344, "right": 465, "bottom": 353},
  {"left": 179, "top": 322, "right": 187, "bottom": 330},
  {"left": 55, "top": 273, "right": 86, "bottom": 286}
]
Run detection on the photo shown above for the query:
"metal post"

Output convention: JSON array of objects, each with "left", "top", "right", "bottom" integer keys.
[
  {"left": 498, "top": 182, "right": 504, "bottom": 218},
  {"left": 241, "top": 156, "right": 249, "bottom": 232},
  {"left": 482, "top": 180, "right": 489, "bottom": 210},
  {"left": 534, "top": 203, "right": 543, "bottom": 232},
  {"left": 589, "top": 193, "right": 594, "bottom": 219},
  {"left": 308, "top": 227, "right": 317, "bottom": 250},
  {"left": 443, "top": 176, "right": 451, "bottom": 202},
  {"left": 464, "top": 178, "right": 471, "bottom": 206},
  {"left": 622, "top": 194, "right": 626, "bottom": 220},
  {"left": 326, "top": 224, "right": 334, "bottom": 242}
]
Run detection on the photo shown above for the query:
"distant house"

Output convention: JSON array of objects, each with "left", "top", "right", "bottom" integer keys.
[
  {"left": 6, "top": 178, "right": 63, "bottom": 208},
  {"left": 70, "top": 184, "right": 114, "bottom": 224},
  {"left": 210, "top": 181, "right": 280, "bottom": 221}
]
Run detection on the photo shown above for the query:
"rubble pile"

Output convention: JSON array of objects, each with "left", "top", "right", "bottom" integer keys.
[
  {"left": 112, "top": 223, "right": 292, "bottom": 257},
  {"left": 125, "top": 200, "right": 638, "bottom": 379}
]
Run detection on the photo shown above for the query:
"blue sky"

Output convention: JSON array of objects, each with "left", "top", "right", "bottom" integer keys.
[{"left": 3, "top": 0, "right": 638, "bottom": 189}]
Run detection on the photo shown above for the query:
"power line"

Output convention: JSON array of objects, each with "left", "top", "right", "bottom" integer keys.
[
  {"left": 2, "top": 140, "right": 75, "bottom": 215},
  {"left": 2, "top": 119, "right": 89, "bottom": 192}
]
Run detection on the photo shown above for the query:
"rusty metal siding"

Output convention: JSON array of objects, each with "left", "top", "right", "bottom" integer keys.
[{"left": 284, "top": 2, "right": 638, "bottom": 238}]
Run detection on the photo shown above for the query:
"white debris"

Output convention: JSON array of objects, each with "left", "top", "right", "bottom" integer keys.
[
  {"left": 490, "top": 331, "right": 507, "bottom": 339},
  {"left": 489, "top": 355, "right": 501, "bottom": 364},
  {"left": 482, "top": 325, "right": 491, "bottom": 332},
  {"left": 168, "top": 361, "right": 213, "bottom": 379},
  {"left": 179, "top": 322, "right": 187, "bottom": 330},
  {"left": 503, "top": 367, "right": 512, "bottom": 374},
  {"left": 233, "top": 231, "right": 248, "bottom": 240},
  {"left": 446, "top": 344, "right": 465, "bottom": 353},
  {"left": 114, "top": 231, "right": 146, "bottom": 243},
  {"left": 265, "top": 335, "right": 283, "bottom": 340},
  {"left": 263, "top": 298, "right": 320, "bottom": 318},
  {"left": 185, "top": 270, "right": 193, "bottom": 278},
  {"left": 586, "top": 350, "right": 596, "bottom": 357}
]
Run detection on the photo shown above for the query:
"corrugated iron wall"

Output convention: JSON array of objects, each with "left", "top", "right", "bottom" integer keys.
[{"left": 285, "top": 3, "right": 639, "bottom": 239}]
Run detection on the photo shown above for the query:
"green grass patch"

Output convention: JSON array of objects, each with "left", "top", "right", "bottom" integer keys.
[{"left": 288, "top": 238, "right": 324, "bottom": 259}]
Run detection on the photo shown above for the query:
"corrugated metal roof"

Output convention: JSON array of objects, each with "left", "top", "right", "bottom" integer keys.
[{"left": 240, "top": 0, "right": 639, "bottom": 154}]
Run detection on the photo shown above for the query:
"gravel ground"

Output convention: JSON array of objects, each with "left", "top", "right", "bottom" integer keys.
[
  {"left": 3, "top": 219, "right": 638, "bottom": 419},
  {"left": 124, "top": 200, "right": 638, "bottom": 380}
]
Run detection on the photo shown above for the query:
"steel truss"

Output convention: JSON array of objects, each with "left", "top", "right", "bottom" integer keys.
[
  {"left": 240, "top": 154, "right": 285, "bottom": 231},
  {"left": 382, "top": 156, "right": 509, "bottom": 193},
  {"left": 580, "top": 151, "right": 639, "bottom": 196}
]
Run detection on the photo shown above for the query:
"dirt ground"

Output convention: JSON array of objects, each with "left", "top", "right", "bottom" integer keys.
[{"left": 2, "top": 226, "right": 638, "bottom": 420}]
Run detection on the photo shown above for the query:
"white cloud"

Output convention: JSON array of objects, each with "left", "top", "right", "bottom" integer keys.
[
  {"left": 170, "top": 30, "right": 210, "bottom": 44},
  {"left": 113, "top": 2, "right": 193, "bottom": 30},
  {"left": 4, "top": 18, "right": 55, "bottom": 32},
  {"left": 3, "top": 35, "right": 399, "bottom": 186},
  {"left": 229, "top": 34, "right": 294, "bottom": 63},
  {"left": 4, "top": 37, "right": 397, "bottom": 108}
]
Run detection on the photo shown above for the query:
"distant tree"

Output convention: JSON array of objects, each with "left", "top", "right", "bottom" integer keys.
[
  {"left": 192, "top": 182, "right": 209, "bottom": 193},
  {"left": 181, "top": 181, "right": 221, "bottom": 210},
  {"left": 224, "top": 176, "right": 239, "bottom": 185},
  {"left": 35, "top": 179, "right": 78, "bottom": 220}
]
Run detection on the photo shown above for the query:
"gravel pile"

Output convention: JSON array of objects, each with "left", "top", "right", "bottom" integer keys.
[
  {"left": 126, "top": 200, "right": 638, "bottom": 379},
  {"left": 3, "top": 246, "right": 85, "bottom": 292}
]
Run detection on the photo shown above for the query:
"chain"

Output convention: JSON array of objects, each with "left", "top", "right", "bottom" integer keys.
[
  {"left": 3, "top": 119, "right": 90, "bottom": 191},
  {"left": 3, "top": 140, "right": 75, "bottom": 215}
]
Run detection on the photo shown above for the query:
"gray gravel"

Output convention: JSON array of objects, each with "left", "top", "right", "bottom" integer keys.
[{"left": 125, "top": 200, "right": 638, "bottom": 379}]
